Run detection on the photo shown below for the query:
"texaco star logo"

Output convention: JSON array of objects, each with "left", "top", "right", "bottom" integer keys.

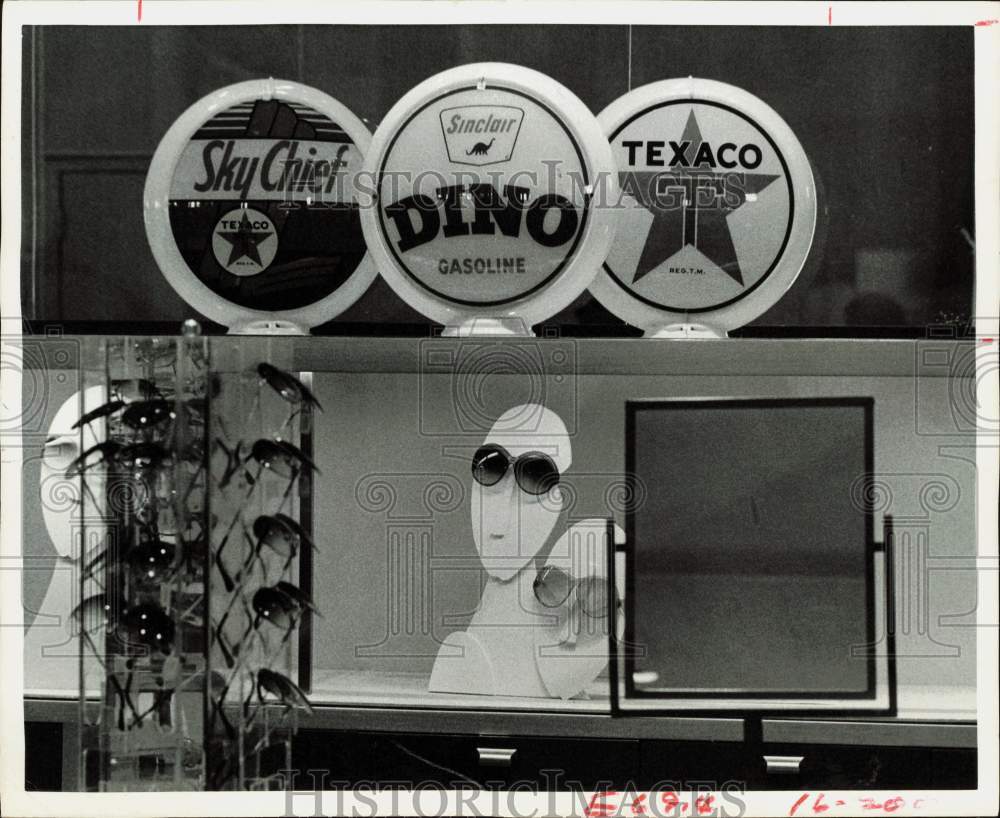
[
  {"left": 211, "top": 207, "right": 278, "bottom": 276},
  {"left": 622, "top": 111, "right": 780, "bottom": 287},
  {"left": 604, "top": 101, "right": 793, "bottom": 313}
]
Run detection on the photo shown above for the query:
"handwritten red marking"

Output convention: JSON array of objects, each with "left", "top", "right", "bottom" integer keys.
[
  {"left": 695, "top": 794, "right": 716, "bottom": 815},
  {"left": 790, "top": 794, "right": 809, "bottom": 816},
  {"left": 975, "top": 19, "right": 998, "bottom": 26},
  {"left": 630, "top": 794, "right": 648, "bottom": 815},
  {"left": 883, "top": 797, "right": 904, "bottom": 813},
  {"left": 982, "top": 338, "right": 994, "bottom": 343},
  {"left": 585, "top": 792, "right": 619, "bottom": 818},
  {"left": 828, "top": 7, "right": 832, "bottom": 25},
  {"left": 812, "top": 793, "right": 830, "bottom": 814},
  {"left": 681, "top": 803, "right": 689, "bottom": 812},
  {"left": 836, "top": 802, "right": 845, "bottom": 807},
  {"left": 137, "top": 0, "right": 142, "bottom": 22},
  {"left": 661, "top": 792, "right": 681, "bottom": 812}
]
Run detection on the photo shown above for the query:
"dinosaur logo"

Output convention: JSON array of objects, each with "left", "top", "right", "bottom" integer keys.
[
  {"left": 467, "top": 137, "right": 495, "bottom": 156},
  {"left": 440, "top": 106, "right": 524, "bottom": 166}
]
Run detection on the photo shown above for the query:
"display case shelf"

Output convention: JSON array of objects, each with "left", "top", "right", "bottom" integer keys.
[{"left": 32, "top": 335, "right": 978, "bottom": 378}]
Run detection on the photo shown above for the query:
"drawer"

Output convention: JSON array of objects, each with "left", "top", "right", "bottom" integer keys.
[
  {"left": 755, "top": 744, "right": 935, "bottom": 790},
  {"left": 471, "top": 734, "right": 640, "bottom": 789},
  {"left": 291, "top": 730, "right": 639, "bottom": 788}
]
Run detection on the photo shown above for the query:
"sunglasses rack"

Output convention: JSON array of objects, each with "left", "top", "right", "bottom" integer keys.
[
  {"left": 77, "top": 336, "right": 212, "bottom": 791},
  {"left": 205, "top": 339, "right": 318, "bottom": 790},
  {"left": 74, "top": 336, "right": 319, "bottom": 791}
]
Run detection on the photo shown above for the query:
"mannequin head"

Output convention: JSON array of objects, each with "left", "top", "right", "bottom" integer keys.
[
  {"left": 470, "top": 403, "right": 571, "bottom": 580},
  {"left": 40, "top": 387, "right": 107, "bottom": 560}
]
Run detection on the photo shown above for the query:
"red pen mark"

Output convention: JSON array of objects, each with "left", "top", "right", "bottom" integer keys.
[
  {"left": 585, "top": 792, "right": 619, "bottom": 818},
  {"left": 137, "top": 0, "right": 142, "bottom": 22},
  {"left": 828, "top": 6, "right": 832, "bottom": 25},
  {"left": 789, "top": 794, "right": 809, "bottom": 816},
  {"left": 695, "top": 795, "right": 716, "bottom": 815},
  {"left": 982, "top": 338, "right": 994, "bottom": 343},
  {"left": 836, "top": 802, "right": 846, "bottom": 807},
  {"left": 630, "top": 793, "right": 648, "bottom": 815},
  {"left": 975, "top": 19, "right": 998, "bottom": 26}
]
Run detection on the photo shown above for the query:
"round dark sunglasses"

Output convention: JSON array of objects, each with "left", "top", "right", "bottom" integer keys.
[
  {"left": 126, "top": 538, "right": 178, "bottom": 584},
  {"left": 118, "top": 603, "right": 176, "bottom": 654},
  {"left": 533, "top": 565, "right": 612, "bottom": 618},
  {"left": 471, "top": 444, "right": 560, "bottom": 496}
]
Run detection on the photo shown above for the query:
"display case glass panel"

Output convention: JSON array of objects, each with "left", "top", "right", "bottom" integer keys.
[{"left": 22, "top": 337, "right": 978, "bottom": 721}]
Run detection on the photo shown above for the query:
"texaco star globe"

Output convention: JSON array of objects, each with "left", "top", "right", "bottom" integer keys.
[
  {"left": 144, "top": 78, "right": 376, "bottom": 333},
  {"left": 591, "top": 78, "right": 817, "bottom": 335},
  {"left": 360, "top": 63, "right": 619, "bottom": 334}
]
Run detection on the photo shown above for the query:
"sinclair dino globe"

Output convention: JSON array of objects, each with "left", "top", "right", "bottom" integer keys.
[{"left": 360, "top": 63, "right": 619, "bottom": 335}]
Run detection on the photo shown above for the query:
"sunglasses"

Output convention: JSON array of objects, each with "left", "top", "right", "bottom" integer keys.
[
  {"left": 533, "top": 565, "right": 612, "bottom": 618},
  {"left": 118, "top": 441, "right": 172, "bottom": 472},
  {"left": 71, "top": 592, "right": 115, "bottom": 634},
  {"left": 69, "top": 380, "right": 165, "bottom": 433},
  {"left": 222, "top": 515, "right": 313, "bottom": 592},
  {"left": 258, "top": 363, "right": 323, "bottom": 412},
  {"left": 68, "top": 441, "right": 172, "bottom": 477},
  {"left": 222, "top": 667, "right": 314, "bottom": 751},
  {"left": 71, "top": 399, "right": 126, "bottom": 430},
  {"left": 126, "top": 538, "right": 178, "bottom": 584},
  {"left": 252, "top": 581, "right": 318, "bottom": 631},
  {"left": 249, "top": 438, "right": 320, "bottom": 479},
  {"left": 72, "top": 595, "right": 178, "bottom": 654},
  {"left": 471, "top": 444, "right": 560, "bottom": 496},
  {"left": 118, "top": 603, "right": 177, "bottom": 655},
  {"left": 120, "top": 399, "right": 176, "bottom": 431},
  {"left": 253, "top": 513, "right": 314, "bottom": 559},
  {"left": 64, "top": 441, "right": 121, "bottom": 478},
  {"left": 255, "top": 667, "right": 314, "bottom": 715}
]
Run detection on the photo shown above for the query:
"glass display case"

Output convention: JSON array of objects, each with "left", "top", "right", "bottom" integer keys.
[{"left": 22, "top": 335, "right": 978, "bottom": 725}]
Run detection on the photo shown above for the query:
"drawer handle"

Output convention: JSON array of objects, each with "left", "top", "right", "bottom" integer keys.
[
  {"left": 477, "top": 747, "right": 516, "bottom": 767},
  {"left": 764, "top": 755, "right": 804, "bottom": 775}
]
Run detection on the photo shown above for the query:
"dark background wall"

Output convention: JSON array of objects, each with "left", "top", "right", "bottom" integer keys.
[{"left": 20, "top": 25, "right": 975, "bottom": 334}]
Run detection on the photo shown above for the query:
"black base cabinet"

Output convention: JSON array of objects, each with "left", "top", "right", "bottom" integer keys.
[
  {"left": 22, "top": 721, "right": 977, "bottom": 792},
  {"left": 290, "top": 731, "right": 977, "bottom": 792}
]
